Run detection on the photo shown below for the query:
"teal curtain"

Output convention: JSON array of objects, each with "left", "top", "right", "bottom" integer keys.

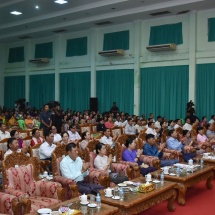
[
  {"left": 103, "top": 30, "right": 129, "bottom": 50},
  {"left": 66, "top": 37, "right": 87, "bottom": 57},
  {"left": 149, "top": 22, "right": 183, "bottom": 45},
  {"left": 35, "top": 42, "right": 53, "bottom": 58},
  {"left": 4, "top": 76, "right": 25, "bottom": 108},
  {"left": 8, "top": 46, "right": 24, "bottom": 63},
  {"left": 29, "top": 74, "right": 55, "bottom": 108},
  {"left": 60, "top": 72, "right": 90, "bottom": 111},
  {"left": 140, "top": 66, "right": 188, "bottom": 119},
  {"left": 96, "top": 69, "right": 134, "bottom": 114},
  {"left": 196, "top": 64, "right": 215, "bottom": 119},
  {"left": 208, "top": 18, "right": 215, "bottom": 42}
]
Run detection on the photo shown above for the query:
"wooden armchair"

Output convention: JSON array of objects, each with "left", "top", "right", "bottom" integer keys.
[
  {"left": 79, "top": 125, "right": 91, "bottom": 135},
  {"left": 2, "top": 152, "right": 64, "bottom": 214},
  {"left": 52, "top": 145, "right": 79, "bottom": 200},
  {"left": 29, "top": 144, "right": 50, "bottom": 173},
  {"left": 0, "top": 192, "right": 22, "bottom": 215},
  {"left": 116, "top": 134, "right": 128, "bottom": 145}
]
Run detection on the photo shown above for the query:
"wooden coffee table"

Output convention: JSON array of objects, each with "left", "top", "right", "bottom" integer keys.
[
  {"left": 152, "top": 165, "right": 214, "bottom": 206},
  {"left": 27, "top": 196, "right": 119, "bottom": 215},
  {"left": 100, "top": 177, "right": 176, "bottom": 215}
]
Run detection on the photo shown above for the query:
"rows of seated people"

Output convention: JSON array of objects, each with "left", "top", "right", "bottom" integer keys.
[{"left": 1, "top": 104, "right": 215, "bottom": 213}]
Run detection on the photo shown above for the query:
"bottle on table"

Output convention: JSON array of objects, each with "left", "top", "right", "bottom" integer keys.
[
  {"left": 96, "top": 193, "right": 101, "bottom": 208},
  {"left": 119, "top": 187, "right": 124, "bottom": 201}
]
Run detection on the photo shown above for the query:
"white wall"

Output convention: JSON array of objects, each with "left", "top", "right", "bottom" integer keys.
[{"left": 1, "top": 8, "right": 215, "bottom": 115}]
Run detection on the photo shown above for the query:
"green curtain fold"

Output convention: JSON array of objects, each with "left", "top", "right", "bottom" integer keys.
[
  {"left": 103, "top": 30, "right": 129, "bottom": 50},
  {"left": 8, "top": 46, "right": 24, "bottom": 63},
  {"left": 60, "top": 72, "right": 90, "bottom": 111},
  {"left": 35, "top": 42, "right": 53, "bottom": 58},
  {"left": 140, "top": 65, "right": 189, "bottom": 119},
  {"left": 96, "top": 69, "right": 134, "bottom": 114},
  {"left": 66, "top": 37, "right": 87, "bottom": 57},
  {"left": 29, "top": 74, "right": 55, "bottom": 108},
  {"left": 208, "top": 18, "right": 215, "bottom": 42},
  {"left": 149, "top": 22, "right": 183, "bottom": 45},
  {"left": 196, "top": 63, "right": 215, "bottom": 119},
  {"left": 4, "top": 76, "right": 25, "bottom": 108}
]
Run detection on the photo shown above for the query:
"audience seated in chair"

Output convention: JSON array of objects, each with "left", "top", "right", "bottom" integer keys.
[
  {"left": 51, "top": 125, "right": 62, "bottom": 145},
  {"left": 100, "top": 128, "right": 117, "bottom": 149},
  {"left": 80, "top": 131, "right": 91, "bottom": 150},
  {"left": 10, "top": 130, "right": 23, "bottom": 149},
  {"left": 143, "top": 134, "right": 179, "bottom": 167},
  {"left": 122, "top": 138, "right": 157, "bottom": 176},
  {"left": 4, "top": 138, "right": 29, "bottom": 159},
  {"left": 166, "top": 130, "right": 196, "bottom": 162},
  {"left": 68, "top": 125, "right": 81, "bottom": 144},
  {"left": 25, "top": 114, "right": 33, "bottom": 129},
  {"left": 31, "top": 128, "right": 43, "bottom": 146},
  {"left": 94, "top": 143, "right": 128, "bottom": 185},
  {"left": 60, "top": 143, "right": 104, "bottom": 195},
  {"left": 39, "top": 131, "right": 56, "bottom": 172},
  {"left": 0, "top": 123, "right": 10, "bottom": 140},
  {"left": 125, "top": 118, "right": 136, "bottom": 135}
]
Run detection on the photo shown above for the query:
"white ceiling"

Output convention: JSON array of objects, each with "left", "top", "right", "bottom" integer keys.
[{"left": 1, "top": 0, "right": 215, "bottom": 43}]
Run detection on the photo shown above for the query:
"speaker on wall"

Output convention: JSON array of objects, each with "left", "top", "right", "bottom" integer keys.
[{"left": 90, "top": 98, "right": 98, "bottom": 112}]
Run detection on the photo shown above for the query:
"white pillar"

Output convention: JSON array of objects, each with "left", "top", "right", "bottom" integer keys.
[
  {"left": 0, "top": 44, "right": 5, "bottom": 106},
  {"left": 133, "top": 20, "right": 142, "bottom": 115},
  {"left": 189, "top": 11, "right": 197, "bottom": 103},
  {"left": 24, "top": 39, "right": 31, "bottom": 102},
  {"left": 89, "top": 28, "right": 98, "bottom": 97},
  {"left": 54, "top": 34, "right": 61, "bottom": 101}
]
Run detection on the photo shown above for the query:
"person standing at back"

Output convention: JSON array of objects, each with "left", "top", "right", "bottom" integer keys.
[{"left": 40, "top": 104, "right": 52, "bottom": 133}]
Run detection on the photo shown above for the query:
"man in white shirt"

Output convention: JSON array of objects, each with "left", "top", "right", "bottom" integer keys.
[
  {"left": 51, "top": 125, "right": 62, "bottom": 145},
  {"left": 60, "top": 142, "right": 104, "bottom": 194},
  {"left": 4, "top": 138, "right": 21, "bottom": 159},
  {"left": 0, "top": 123, "right": 11, "bottom": 140},
  {"left": 145, "top": 122, "right": 159, "bottom": 138},
  {"left": 100, "top": 128, "right": 117, "bottom": 148},
  {"left": 173, "top": 119, "right": 182, "bottom": 129},
  {"left": 209, "top": 115, "right": 215, "bottom": 124},
  {"left": 114, "top": 116, "right": 123, "bottom": 127},
  {"left": 68, "top": 125, "right": 81, "bottom": 143},
  {"left": 125, "top": 118, "right": 136, "bottom": 135},
  {"left": 135, "top": 119, "right": 145, "bottom": 133},
  {"left": 154, "top": 116, "right": 162, "bottom": 129},
  {"left": 183, "top": 118, "right": 192, "bottom": 131},
  {"left": 39, "top": 131, "right": 56, "bottom": 172}
]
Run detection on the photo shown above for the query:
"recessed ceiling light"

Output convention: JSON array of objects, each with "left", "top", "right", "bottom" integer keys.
[
  {"left": 35, "top": 5, "right": 39, "bottom": 9},
  {"left": 54, "top": 0, "right": 68, "bottom": 4},
  {"left": 10, "top": 11, "right": 22, "bottom": 15}
]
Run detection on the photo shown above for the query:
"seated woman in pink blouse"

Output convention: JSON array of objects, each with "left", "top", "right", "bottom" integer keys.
[
  {"left": 196, "top": 127, "right": 211, "bottom": 149},
  {"left": 94, "top": 143, "right": 128, "bottom": 184}
]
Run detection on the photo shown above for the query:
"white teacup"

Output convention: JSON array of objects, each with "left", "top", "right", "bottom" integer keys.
[
  {"left": 104, "top": 187, "right": 112, "bottom": 196},
  {"left": 188, "top": 159, "right": 193, "bottom": 165},
  {"left": 43, "top": 171, "right": 48, "bottom": 177},
  {"left": 203, "top": 153, "right": 209, "bottom": 159},
  {"left": 163, "top": 167, "right": 169, "bottom": 174},
  {"left": 79, "top": 194, "right": 88, "bottom": 204},
  {"left": 145, "top": 173, "right": 152, "bottom": 181}
]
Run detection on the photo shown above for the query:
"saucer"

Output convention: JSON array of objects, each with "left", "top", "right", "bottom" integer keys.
[
  {"left": 37, "top": 208, "right": 52, "bottom": 214},
  {"left": 169, "top": 173, "right": 176, "bottom": 176},
  {"left": 105, "top": 195, "right": 113, "bottom": 198},
  {"left": 118, "top": 183, "right": 127, "bottom": 187},
  {"left": 112, "top": 196, "right": 120, "bottom": 200},
  {"left": 80, "top": 201, "right": 89, "bottom": 205},
  {"left": 88, "top": 203, "right": 97, "bottom": 208},
  {"left": 124, "top": 181, "right": 134, "bottom": 185},
  {"left": 153, "top": 180, "right": 160, "bottom": 183}
]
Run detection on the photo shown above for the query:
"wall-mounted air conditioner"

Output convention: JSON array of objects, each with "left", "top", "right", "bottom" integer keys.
[
  {"left": 146, "top": 44, "right": 176, "bottom": 52},
  {"left": 98, "top": 49, "right": 124, "bottom": 56},
  {"left": 29, "top": 58, "right": 49, "bottom": 63}
]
